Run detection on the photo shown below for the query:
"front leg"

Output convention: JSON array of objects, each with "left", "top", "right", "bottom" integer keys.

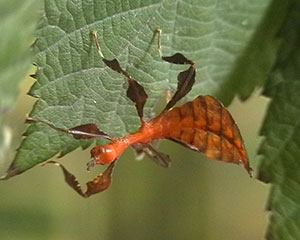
[
  {"left": 91, "top": 31, "right": 148, "bottom": 125},
  {"left": 44, "top": 161, "right": 116, "bottom": 197},
  {"left": 26, "top": 116, "right": 112, "bottom": 140}
]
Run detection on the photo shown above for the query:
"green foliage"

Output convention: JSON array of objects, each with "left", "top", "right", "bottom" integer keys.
[
  {"left": 7, "top": 0, "right": 276, "bottom": 176},
  {"left": 258, "top": 1, "right": 300, "bottom": 239},
  {"left": 0, "top": 0, "right": 39, "bottom": 160},
  {"left": 4, "top": 0, "right": 300, "bottom": 239}
]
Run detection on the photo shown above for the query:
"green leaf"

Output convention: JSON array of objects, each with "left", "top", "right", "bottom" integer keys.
[
  {"left": 218, "top": 0, "right": 290, "bottom": 104},
  {"left": 258, "top": 1, "right": 300, "bottom": 239},
  {"left": 5, "top": 0, "right": 279, "bottom": 177},
  {"left": 0, "top": 0, "right": 39, "bottom": 161}
]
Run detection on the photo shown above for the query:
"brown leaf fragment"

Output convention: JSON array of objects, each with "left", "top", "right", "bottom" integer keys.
[
  {"left": 44, "top": 161, "right": 115, "bottom": 197},
  {"left": 69, "top": 124, "right": 112, "bottom": 140},
  {"left": 161, "top": 53, "right": 196, "bottom": 112},
  {"left": 126, "top": 79, "right": 148, "bottom": 121},
  {"left": 162, "top": 53, "right": 194, "bottom": 65},
  {"left": 26, "top": 117, "right": 112, "bottom": 140},
  {"left": 102, "top": 58, "right": 124, "bottom": 75},
  {"left": 164, "top": 65, "right": 196, "bottom": 111},
  {"left": 132, "top": 143, "right": 171, "bottom": 168},
  {"left": 44, "top": 161, "right": 86, "bottom": 197},
  {"left": 85, "top": 162, "right": 115, "bottom": 197},
  {"left": 103, "top": 58, "right": 148, "bottom": 122}
]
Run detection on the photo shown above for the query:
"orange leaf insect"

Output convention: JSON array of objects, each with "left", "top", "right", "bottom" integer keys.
[{"left": 26, "top": 29, "right": 252, "bottom": 197}]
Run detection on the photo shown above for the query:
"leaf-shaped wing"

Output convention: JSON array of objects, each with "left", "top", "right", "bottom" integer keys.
[{"left": 164, "top": 95, "right": 252, "bottom": 175}]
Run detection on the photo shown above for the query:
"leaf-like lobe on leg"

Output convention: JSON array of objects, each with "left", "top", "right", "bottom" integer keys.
[
  {"left": 162, "top": 53, "right": 194, "bottom": 65},
  {"left": 126, "top": 79, "right": 148, "bottom": 121},
  {"left": 103, "top": 58, "right": 148, "bottom": 122},
  {"left": 26, "top": 117, "right": 112, "bottom": 140},
  {"left": 44, "top": 161, "right": 115, "bottom": 197},
  {"left": 164, "top": 65, "right": 196, "bottom": 112},
  {"left": 161, "top": 53, "right": 196, "bottom": 112},
  {"left": 102, "top": 58, "right": 124, "bottom": 74},
  {"left": 85, "top": 162, "right": 115, "bottom": 197},
  {"left": 69, "top": 124, "right": 112, "bottom": 140}
]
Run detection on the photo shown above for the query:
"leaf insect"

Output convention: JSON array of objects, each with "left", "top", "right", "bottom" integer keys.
[{"left": 23, "top": 29, "right": 252, "bottom": 197}]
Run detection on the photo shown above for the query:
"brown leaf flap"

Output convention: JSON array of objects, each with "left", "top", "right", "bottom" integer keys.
[
  {"left": 102, "top": 58, "right": 148, "bottom": 121},
  {"left": 165, "top": 95, "right": 252, "bottom": 176},
  {"left": 85, "top": 162, "right": 115, "bottom": 197},
  {"left": 162, "top": 53, "right": 194, "bottom": 65},
  {"left": 132, "top": 143, "right": 171, "bottom": 168},
  {"left": 69, "top": 124, "right": 112, "bottom": 140},
  {"left": 126, "top": 79, "right": 148, "bottom": 121},
  {"left": 163, "top": 65, "right": 196, "bottom": 112},
  {"left": 45, "top": 161, "right": 115, "bottom": 197},
  {"left": 102, "top": 58, "right": 124, "bottom": 74},
  {"left": 26, "top": 117, "right": 112, "bottom": 140}
]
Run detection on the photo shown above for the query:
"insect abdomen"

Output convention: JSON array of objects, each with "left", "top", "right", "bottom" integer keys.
[{"left": 162, "top": 95, "right": 250, "bottom": 172}]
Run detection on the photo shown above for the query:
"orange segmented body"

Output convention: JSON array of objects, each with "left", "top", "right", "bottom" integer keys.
[{"left": 95, "top": 95, "right": 251, "bottom": 175}]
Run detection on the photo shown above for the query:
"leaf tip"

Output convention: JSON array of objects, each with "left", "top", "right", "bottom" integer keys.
[{"left": 0, "top": 164, "right": 22, "bottom": 180}]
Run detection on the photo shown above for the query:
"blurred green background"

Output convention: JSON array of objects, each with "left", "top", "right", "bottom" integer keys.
[{"left": 0, "top": 72, "right": 269, "bottom": 240}]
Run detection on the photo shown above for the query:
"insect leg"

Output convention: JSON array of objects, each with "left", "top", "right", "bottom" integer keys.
[
  {"left": 132, "top": 143, "right": 171, "bottom": 168},
  {"left": 44, "top": 160, "right": 115, "bottom": 197},
  {"left": 26, "top": 116, "right": 112, "bottom": 141},
  {"left": 91, "top": 31, "right": 148, "bottom": 125},
  {"left": 153, "top": 29, "right": 197, "bottom": 113},
  {"left": 162, "top": 54, "right": 196, "bottom": 112},
  {"left": 154, "top": 28, "right": 162, "bottom": 57}
]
